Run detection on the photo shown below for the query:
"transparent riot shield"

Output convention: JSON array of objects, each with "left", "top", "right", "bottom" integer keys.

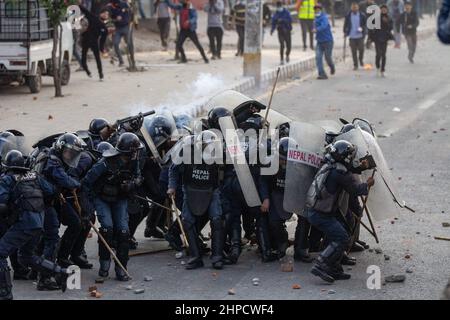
[
  {"left": 283, "top": 122, "right": 326, "bottom": 215},
  {"left": 219, "top": 116, "right": 262, "bottom": 207},
  {"left": 361, "top": 131, "right": 402, "bottom": 221}
]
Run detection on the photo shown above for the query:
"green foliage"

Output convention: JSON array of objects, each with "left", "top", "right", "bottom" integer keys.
[{"left": 40, "top": 0, "right": 77, "bottom": 24}]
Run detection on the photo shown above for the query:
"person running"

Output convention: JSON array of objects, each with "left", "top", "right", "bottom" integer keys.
[
  {"left": 368, "top": 4, "right": 394, "bottom": 77},
  {"left": 271, "top": 1, "right": 292, "bottom": 65},
  {"left": 155, "top": 0, "right": 171, "bottom": 50},
  {"left": 399, "top": 1, "right": 419, "bottom": 63},
  {"left": 314, "top": 3, "right": 335, "bottom": 80},
  {"left": 344, "top": 2, "right": 367, "bottom": 70}
]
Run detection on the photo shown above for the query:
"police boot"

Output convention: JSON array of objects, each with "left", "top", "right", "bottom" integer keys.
[
  {"left": 70, "top": 225, "right": 93, "bottom": 269},
  {"left": 228, "top": 227, "right": 242, "bottom": 264},
  {"left": 311, "top": 242, "right": 344, "bottom": 283},
  {"left": 57, "top": 236, "right": 76, "bottom": 268},
  {"left": 293, "top": 217, "right": 314, "bottom": 263},
  {"left": 330, "top": 263, "right": 351, "bottom": 280},
  {"left": 144, "top": 208, "right": 165, "bottom": 239},
  {"left": 164, "top": 223, "right": 183, "bottom": 252},
  {"left": 270, "top": 222, "right": 289, "bottom": 260},
  {"left": 10, "top": 251, "right": 31, "bottom": 280},
  {"left": 210, "top": 218, "right": 225, "bottom": 270},
  {"left": 98, "top": 228, "right": 113, "bottom": 278},
  {"left": 184, "top": 223, "right": 204, "bottom": 270},
  {"left": 0, "top": 267, "right": 13, "bottom": 300},
  {"left": 35, "top": 257, "right": 71, "bottom": 292},
  {"left": 115, "top": 230, "right": 131, "bottom": 281},
  {"left": 341, "top": 253, "right": 356, "bottom": 266},
  {"left": 256, "top": 217, "right": 278, "bottom": 263}
]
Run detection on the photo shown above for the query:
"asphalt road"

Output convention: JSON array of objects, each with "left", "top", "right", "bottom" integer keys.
[{"left": 12, "top": 34, "right": 450, "bottom": 300}]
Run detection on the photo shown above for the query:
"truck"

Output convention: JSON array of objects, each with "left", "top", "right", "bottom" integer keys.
[{"left": 0, "top": 0, "right": 73, "bottom": 93}]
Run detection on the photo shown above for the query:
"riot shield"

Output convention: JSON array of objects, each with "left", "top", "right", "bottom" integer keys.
[
  {"left": 0, "top": 135, "right": 29, "bottom": 161},
  {"left": 336, "top": 127, "right": 370, "bottom": 161},
  {"left": 262, "top": 109, "right": 292, "bottom": 131},
  {"left": 204, "top": 90, "right": 254, "bottom": 113},
  {"left": 284, "top": 122, "right": 326, "bottom": 215},
  {"left": 312, "top": 120, "right": 342, "bottom": 134},
  {"left": 361, "top": 131, "right": 402, "bottom": 220},
  {"left": 219, "top": 116, "right": 262, "bottom": 207}
]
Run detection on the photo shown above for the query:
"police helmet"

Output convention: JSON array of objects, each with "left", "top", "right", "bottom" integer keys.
[
  {"left": 88, "top": 118, "right": 110, "bottom": 137},
  {"left": 2, "top": 150, "right": 28, "bottom": 171},
  {"left": 146, "top": 115, "right": 174, "bottom": 148},
  {"left": 54, "top": 133, "right": 84, "bottom": 168},
  {"left": 207, "top": 107, "right": 232, "bottom": 130},
  {"left": 115, "top": 132, "right": 144, "bottom": 154},
  {"left": 239, "top": 114, "right": 264, "bottom": 131},
  {"left": 329, "top": 140, "right": 357, "bottom": 167}
]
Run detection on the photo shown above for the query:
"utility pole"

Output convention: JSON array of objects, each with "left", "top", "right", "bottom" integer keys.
[{"left": 243, "top": 0, "right": 262, "bottom": 86}]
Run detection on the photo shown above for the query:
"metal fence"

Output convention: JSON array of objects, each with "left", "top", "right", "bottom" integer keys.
[{"left": 0, "top": 0, "right": 52, "bottom": 41}]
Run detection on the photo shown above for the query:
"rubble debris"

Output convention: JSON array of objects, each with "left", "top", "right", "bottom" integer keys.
[
  {"left": 328, "top": 290, "right": 336, "bottom": 294},
  {"left": 434, "top": 236, "right": 450, "bottom": 241},
  {"left": 406, "top": 268, "right": 413, "bottom": 274},
  {"left": 228, "top": 288, "right": 236, "bottom": 295},
  {"left": 252, "top": 278, "right": 260, "bottom": 286},
  {"left": 384, "top": 255, "right": 390, "bottom": 261},
  {"left": 95, "top": 278, "right": 105, "bottom": 284},
  {"left": 442, "top": 222, "right": 450, "bottom": 228},
  {"left": 144, "top": 276, "right": 153, "bottom": 282},
  {"left": 292, "top": 284, "right": 301, "bottom": 290},
  {"left": 88, "top": 286, "right": 97, "bottom": 293},
  {"left": 375, "top": 248, "right": 383, "bottom": 254},
  {"left": 48, "top": 115, "right": 53, "bottom": 120},
  {"left": 134, "top": 289, "right": 145, "bottom": 294},
  {"left": 385, "top": 274, "right": 406, "bottom": 283}
]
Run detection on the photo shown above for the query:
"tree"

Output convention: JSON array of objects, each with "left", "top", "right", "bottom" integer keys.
[{"left": 42, "top": 0, "right": 75, "bottom": 97}]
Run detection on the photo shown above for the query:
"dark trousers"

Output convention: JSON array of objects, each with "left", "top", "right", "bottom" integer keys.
[
  {"left": 177, "top": 29, "right": 208, "bottom": 62},
  {"left": 207, "top": 27, "right": 224, "bottom": 58},
  {"left": 300, "top": 19, "right": 314, "bottom": 49},
  {"left": 405, "top": 33, "right": 417, "bottom": 60},
  {"left": 236, "top": 25, "right": 245, "bottom": 55},
  {"left": 277, "top": 28, "right": 291, "bottom": 60},
  {"left": 157, "top": 17, "right": 171, "bottom": 48},
  {"left": 374, "top": 40, "right": 388, "bottom": 72},
  {"left": 58, "top": 201, "right": 82, "bottom": 261},
  {"left": 349, "top": 37, "right": 364, "bottom": 67},
  {"left": 81, "top": 39, "right": 103, "bottom": 77}
]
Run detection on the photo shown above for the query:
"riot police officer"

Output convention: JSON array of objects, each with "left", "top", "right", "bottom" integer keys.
[
  {"left": 38, "top": 133, "right": 84, "bottom": 290},
  {"left": 305, "top": 140, "right": 374, "bottom": 283},
  {"left": 259, "top": 137, "right": 292, "bottom": 260},
  {"left": 88, "top": 118, "right": 114, "bottom": 149},
  {"left": 0, "top": 151, "right": 71, "bottom": 299},
  {"left": 167, "top": 130, "right": 225, "bottom": 270},
  {"left": 82, "top": 132, "right": 143, "bottom": 281}
]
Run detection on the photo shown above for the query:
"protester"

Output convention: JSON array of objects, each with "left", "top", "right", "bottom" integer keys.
[
  {"left": 369, "top": 4, "right": 393, "bottom": 77},
  {"left": 166, "top": 0, "right": 209, "bottom": 64},
  {"left": 108, "top": 0, "right": 133, "bottom": 67},
  {"left": 233, "top": 0, "right": 246, "bottom": 56},
  {"left": 359, "top": 0, "right": 375, "bottom": 49},
  {"left": 296, "top": 0, "right": 316, "bottom": 51},
  {"left": 271, "top": 1, "right": 293, "bottom": 65},
  {"left": 79, "top": 4, "right": 107, "bottom": 80},
  {"left": 204, "top": 0, "right": 225, "bottom": 60},
  {"left": 387, "top": 0, "right": 405, "bottom": 48},
  {"left": 400, "top": 1, "right": 419, "bottom": 63},
  {"left": 155, "top": 0, "right": 171, "bottom": 50},
  {"left": 344, "top": 2, "right": 367, "bottom": 70},
  {"left": 314, "top": 3, "right": 335, "bottom": 79}
]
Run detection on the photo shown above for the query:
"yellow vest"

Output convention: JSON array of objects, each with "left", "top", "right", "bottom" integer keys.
[{"left": 298, "top": 0, "right": 315, "bottom": 20}]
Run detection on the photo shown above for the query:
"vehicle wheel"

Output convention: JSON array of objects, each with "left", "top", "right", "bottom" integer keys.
[
  {"left": 28, "top": 67, "right": 42, "bottom": 93},
  {"left": 61, "top": 60, "right": 70, "bottom": 86}
]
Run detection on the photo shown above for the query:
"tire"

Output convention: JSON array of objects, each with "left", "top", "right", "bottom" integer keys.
[
  {"left": 61, "top": 60, "right": 70, "bottom": 86},
  {"left": 28, "top": 67, "right": 42, "bottom": 94}
]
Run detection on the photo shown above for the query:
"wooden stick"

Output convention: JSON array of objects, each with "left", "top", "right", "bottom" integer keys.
[
  {"left": 170, "top": 195, "right": 189, "bottom": 250},
  {"left": 434, "top": 236, "right": 450, "bottom": 242},
  {"left": 71, "top": 191, "right": 132, "bottom": 279},
  {"left": 263, "top": 67, "right": 281, "bottom": 126}
]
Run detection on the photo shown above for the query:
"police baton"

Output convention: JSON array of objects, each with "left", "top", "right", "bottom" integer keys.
[
  {"left": 134, "top": 195, "right": 173, "bottom": 212},
  {"left": 70, "top": 190, "right": 132, "bottom": 280},
  {"left": 170, "top": 195, "right": 189, "bottom": 250}
]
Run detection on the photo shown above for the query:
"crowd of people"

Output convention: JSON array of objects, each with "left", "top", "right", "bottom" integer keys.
[
  {"left": 70, "top": 0, "right": 440, "bottom": 83},
  {"left": 0, "top": 96, "right": 386, "bottom": 299}
]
